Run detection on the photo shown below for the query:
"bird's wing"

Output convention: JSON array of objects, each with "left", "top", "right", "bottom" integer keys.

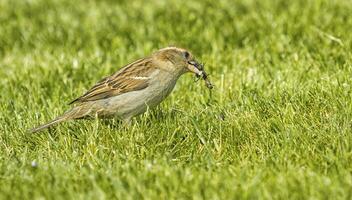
[{"left": 69, "top": 57, "right": 156, "bottom": 104}]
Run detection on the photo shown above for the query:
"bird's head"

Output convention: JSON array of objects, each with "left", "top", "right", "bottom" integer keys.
[
  {"left": 153, "top": 47, "right": 213, "bottom": 89},
  {"left": 153, "top": 47, "right": 205, "bottom": 76}
]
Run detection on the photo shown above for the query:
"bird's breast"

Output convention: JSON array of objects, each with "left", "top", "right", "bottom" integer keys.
[{"left": 101, "top": 70, "right": 179, "bottom": 119}]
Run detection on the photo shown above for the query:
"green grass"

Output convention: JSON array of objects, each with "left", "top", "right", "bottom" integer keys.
[{"left": 1, "top": 0, "right": 352, "bottom": 199}]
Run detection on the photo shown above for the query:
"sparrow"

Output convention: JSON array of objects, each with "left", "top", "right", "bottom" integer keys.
[{"left": 29, "top": 47, "right": 213, "bottom": 133}]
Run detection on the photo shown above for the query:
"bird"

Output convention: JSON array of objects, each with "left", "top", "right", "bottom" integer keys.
[{"left": 29, "top": 47, "right": 211, "bottom": 133}]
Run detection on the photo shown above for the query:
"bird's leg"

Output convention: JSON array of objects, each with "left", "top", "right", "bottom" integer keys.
[{"left": 121, "top": 117, "right": 132, "bottom": 126}]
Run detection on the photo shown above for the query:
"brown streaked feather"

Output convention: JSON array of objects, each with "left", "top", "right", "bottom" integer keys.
[{"left": 69, "top": 57, "right": 155, "bottom": 104}]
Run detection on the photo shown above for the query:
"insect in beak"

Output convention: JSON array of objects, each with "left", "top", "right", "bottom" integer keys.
[
  {"left": 187, "top": 61, "right": 213, "bottom": 89},
  {"left": 187, "top": 60, "right": 203, "bottom": 76}
]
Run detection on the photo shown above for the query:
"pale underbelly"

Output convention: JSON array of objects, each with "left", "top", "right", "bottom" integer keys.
[{"left": 92, "top": 80, "right": 176, "bottom": 119}]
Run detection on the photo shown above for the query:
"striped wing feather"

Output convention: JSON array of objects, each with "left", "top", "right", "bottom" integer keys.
[{"left": 69, "top": 57, "right": 155, "bottom": 104}]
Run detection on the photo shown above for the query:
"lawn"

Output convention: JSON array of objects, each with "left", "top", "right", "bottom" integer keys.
[{"left": 0, "top": 0, "right": 351, "bottom": 199}]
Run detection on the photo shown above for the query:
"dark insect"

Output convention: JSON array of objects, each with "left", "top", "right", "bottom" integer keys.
[{"left": 196, "top": 62, "right": 214, "bottom": 89}]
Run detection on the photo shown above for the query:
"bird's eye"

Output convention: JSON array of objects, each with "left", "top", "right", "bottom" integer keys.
[{"left": 183, "top": 51, "right": 190, "bottom": 59}]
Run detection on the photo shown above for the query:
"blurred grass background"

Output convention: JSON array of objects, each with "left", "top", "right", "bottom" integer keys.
[{"left": 0, "top": 0, "right": 351, "bottom": 199}]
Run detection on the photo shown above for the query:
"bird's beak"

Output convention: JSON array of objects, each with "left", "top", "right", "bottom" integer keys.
[
  {"left": 187, "top": 60, "right": 204, "bottom": 76},
  {"left": 187, "top": 59, "right": 214, "bottom": 89}
]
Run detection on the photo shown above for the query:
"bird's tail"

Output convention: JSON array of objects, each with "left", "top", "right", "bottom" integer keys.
[
  {"left": 28, "top": 105, "right": 91, "bottom": 133},
  {"left": 28, "top": 116, "right": 67, "bottom": 133}
]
